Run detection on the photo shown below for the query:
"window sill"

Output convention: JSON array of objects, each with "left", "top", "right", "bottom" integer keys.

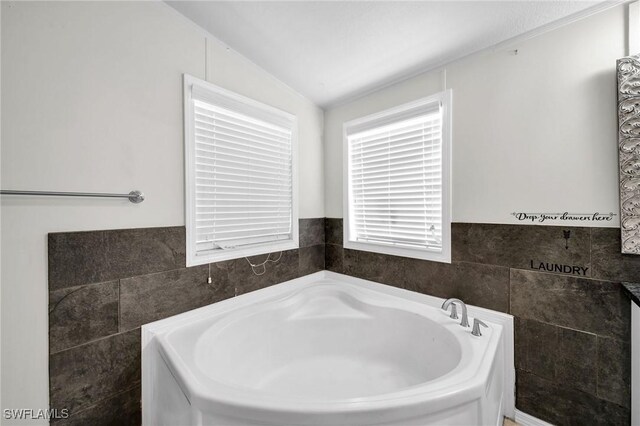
[
  {"left": 187, "top": 240, "right": 299, "bottom": 267},
  {"left": 343, "top": 240, "right": 451, "bottom": 264}
]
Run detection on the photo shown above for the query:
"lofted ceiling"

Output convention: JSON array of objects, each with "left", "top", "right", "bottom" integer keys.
[{"left": 167, "top": 1, "right": 618, "bottom": 108}]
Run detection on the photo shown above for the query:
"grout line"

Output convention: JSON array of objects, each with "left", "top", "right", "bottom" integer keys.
[
  {"left": 519, "top": 317, "right": 624, "bottom": 343},
  {"left": 595, "top": 334, "right": 600, "bottom": 397},
  {"left": 117, "top": 279, "right": 121, "bottom": 333},
  {"left": 50, "top": 277, "right": 120, "bottom": 295},
  {"left": 509, "top": 264, "right": 608, "bottom": 282},
  {"left": 62, "top": 381, "right": 141, "bottom": 418},
  {"left": 50, "top": 327, "right": 141, "bottom": 356},
  {"left": 508, "top": 267, "right": 512, "bottom": 315},
  {"left": 119, "top": 264, "right": 203, "bottom": 282}
]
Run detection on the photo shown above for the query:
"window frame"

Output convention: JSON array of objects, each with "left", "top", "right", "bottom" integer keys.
[
  {"left": 183, "top": 74, "right": 299, "bottom": 267},
  {"left": 342, "top": 90, "right": 452, "bottom": 263}
]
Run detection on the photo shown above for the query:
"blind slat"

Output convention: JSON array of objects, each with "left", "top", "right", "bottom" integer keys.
[
  {"left": 197, "top": 175, "right": 292, "bottom": 188},
  {"left": 196, "top": 149, "right": 291, "bottom": 169},
  {"left": 351, "top": 156, "right": 440, "bottom": 172},
  {"left": 196, "top": 161, "right": 290, "bottom": 178},
  {"left": 196, "top": 168, "right": 289, "bottom": 182},
  {"left": 196, "top": 138, "right": 290, "bottom": 162}
]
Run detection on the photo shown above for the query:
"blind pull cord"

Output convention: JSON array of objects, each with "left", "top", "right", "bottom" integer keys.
[{"left": 244, "top": 251, "right": 283, "bottom": 276}]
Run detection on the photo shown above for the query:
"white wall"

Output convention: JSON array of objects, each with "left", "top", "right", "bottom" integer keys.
[
  {"left": 0, "top": 0, "right": 628, "bottom": 422},
  {"left": 0, "top": 1, "right": 323, "bottom": 423},
  {"left": 324, "top": 4, "right": 625, "bottom": 227}
]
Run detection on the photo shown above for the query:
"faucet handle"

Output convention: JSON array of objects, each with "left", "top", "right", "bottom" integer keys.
[{"left": 471, "top": 318, "right": 488, "bottom": 336}]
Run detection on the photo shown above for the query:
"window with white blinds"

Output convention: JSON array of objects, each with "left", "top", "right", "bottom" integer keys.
[
  {"left": 184, "top": 75, "right": 298, "bottom": 266},
  {"left": 344, "top": 92, "right": 451, "bottom": 263}
]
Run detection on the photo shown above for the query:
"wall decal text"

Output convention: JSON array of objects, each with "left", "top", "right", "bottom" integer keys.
[
  {"left": 511, "top": 212, "right": 616, "bottom": 224},
  {"left": 530, "top": 260, "right": 589, "bottom": 276},
  {"left": 563, "top": 230, "right": 571, "bottom": 249}
]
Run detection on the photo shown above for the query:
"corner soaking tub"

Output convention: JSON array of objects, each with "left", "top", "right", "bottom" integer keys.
[{"left": 142, "top": 271, "right": 514, "bottom": 426}]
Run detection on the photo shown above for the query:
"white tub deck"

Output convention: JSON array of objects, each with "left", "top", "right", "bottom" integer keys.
[{"left": 142, "top": 271, "right": 515, "bottom": 426}]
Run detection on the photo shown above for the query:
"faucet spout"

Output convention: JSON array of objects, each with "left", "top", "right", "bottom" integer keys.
[
  {"left": 441, "top": 298, "right": 470, "bottom": 328},
  {"left": 442, "top": 300, "right": 459, "bottom": 319}
]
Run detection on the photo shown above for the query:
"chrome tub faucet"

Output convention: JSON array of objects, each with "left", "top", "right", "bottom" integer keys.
[{"left": 441, "top": 298, "right": 470, "bottom": 327}]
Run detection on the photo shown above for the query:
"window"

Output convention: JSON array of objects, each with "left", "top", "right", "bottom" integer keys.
[
  {"left": 183, "top": 75, "right": 298, "bottom": 266},
  {"left": 343, "top": 91, "right": 451, "bottom": 263}
]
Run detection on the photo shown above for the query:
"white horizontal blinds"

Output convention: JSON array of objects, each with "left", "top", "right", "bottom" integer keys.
[
  {"left": 191, "top": 88, "right": 294, "bottom": 255},
  {"left": 349, "top": 105, "right": 443, "bottom": 251}
]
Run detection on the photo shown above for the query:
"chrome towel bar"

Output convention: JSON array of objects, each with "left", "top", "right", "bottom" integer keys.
[{"left": 0, "top": 189, "right": 145, "bottom": 204}]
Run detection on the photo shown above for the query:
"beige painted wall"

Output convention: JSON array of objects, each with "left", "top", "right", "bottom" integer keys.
[
  {"left": 324, "top": 5, "right": 625, "bottom": 227},
  {"left": 0, "top": 2, "right": 323, "bottom": 422}
]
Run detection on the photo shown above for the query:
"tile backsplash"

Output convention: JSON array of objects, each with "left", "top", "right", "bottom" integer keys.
[
  {"left": 48, "top": 219, "right": 325, "bottom": 425},
  {"left": 49, "top": 218, "right": 633, "bottom": 425}
]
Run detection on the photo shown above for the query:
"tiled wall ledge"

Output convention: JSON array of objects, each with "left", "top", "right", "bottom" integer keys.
[
  {"left": 48, "top": 219, "right": 325, "bottom": 425},
  {"left": 326, "top": 219, "right": 632, "bottom": 426}
]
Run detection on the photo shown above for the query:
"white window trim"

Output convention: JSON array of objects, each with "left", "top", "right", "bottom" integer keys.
[
  {"left": 342, "top": 90, "right": 452, "bottom": 263},
  {"left": 183, "top": 74, "right": 299, "bottom": 266}
]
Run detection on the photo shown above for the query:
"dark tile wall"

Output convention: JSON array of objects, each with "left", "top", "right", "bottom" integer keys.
[
  {"left": 48, "top": 218, "right": 325, "bottom": 425},
  {"left": 49, "top": 218, "right": 634, "bottom": 425},
  {"left": 325, "top": 219, "right": 633, "bottom": 426}
]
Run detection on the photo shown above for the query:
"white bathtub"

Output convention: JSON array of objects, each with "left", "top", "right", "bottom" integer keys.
[{"left": 142, "top": 271, "right": 514, "bottom": 426}]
